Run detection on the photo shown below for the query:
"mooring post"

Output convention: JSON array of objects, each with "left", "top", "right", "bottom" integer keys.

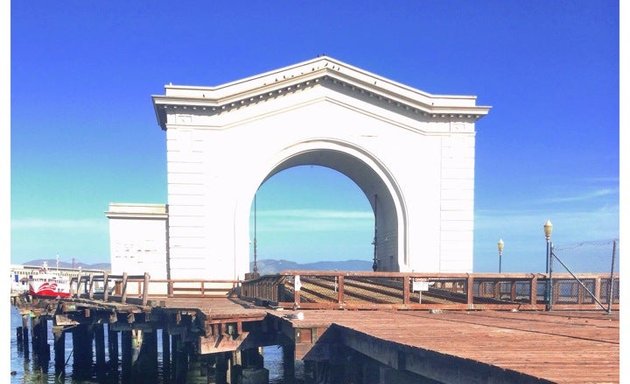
[
  {"left": 53, "top": 327, "right": 66, "bottom": 375},
  {"left": 283, "top": 343, "right": 296, "bottom": 384}
]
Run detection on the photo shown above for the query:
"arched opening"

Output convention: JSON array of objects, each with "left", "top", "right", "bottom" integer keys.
[
  {"left": 236, "top": 140, "right": 408, "bottom": 278},
  {"left": 249, "top": 165, "right": 375, "bottom": 273}
]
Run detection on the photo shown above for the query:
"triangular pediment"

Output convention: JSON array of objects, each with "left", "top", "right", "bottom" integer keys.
[{"left": 153, "top": 56, "right": 490, "bottom": 130}]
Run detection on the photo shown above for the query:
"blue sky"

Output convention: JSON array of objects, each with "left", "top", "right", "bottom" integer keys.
[{"left": 8, "top": 1, "right": 620, "bottom": 273}]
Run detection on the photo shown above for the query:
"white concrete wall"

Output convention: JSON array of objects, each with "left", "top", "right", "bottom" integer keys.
[
  {"left": 164, "top": 93, "right": 475, "bottom": 278},
  {"left": 107, "top": 204, "right": 168, "bottom": 278},
  {"left": 154, "top": 57, "right": 489, "bottom": 279}
]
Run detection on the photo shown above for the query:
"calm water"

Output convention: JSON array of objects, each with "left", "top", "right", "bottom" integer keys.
[{"left": 10, "top": 306, "right": 293, "bottom": 383}]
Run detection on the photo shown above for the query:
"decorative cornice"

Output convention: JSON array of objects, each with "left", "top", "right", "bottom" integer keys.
[
  {"left": 105, "top": 203, "right": 168, "bottom": 219},
  {"left": 152, "top": 56, "right": 491, "bottom": 130}
]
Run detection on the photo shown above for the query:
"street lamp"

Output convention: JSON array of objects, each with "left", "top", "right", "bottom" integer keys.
[
  {"left": 497, "top": 239, "right": 504, "bottom": 273},
  {"left": 543, "top": 219, "right": 553, "bottom": 310}
]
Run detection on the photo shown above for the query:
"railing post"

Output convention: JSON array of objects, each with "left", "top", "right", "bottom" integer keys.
[
  {"left": 103, "top": 272, "right": 109, "bottom": 302},
  {"left": 530, "top": 274, "right": 538, "bottom": 306},
  {"left": 466, "top": 274, "right": 474, "bottom": 306},
  {"left": 594, "top": 277, "right": 602, "bottom": 304},
  {"left": 293, "top": 275, "right": 301, "bottom": 309},
  {"left": 69, "top": 277, "right": 76, "bottom": 297},
  {"left": 88, "top": 274, "right": 95, "bottom": 300},
  {"left": 168, "top": 280, "right": 174, "bottom": 298},
  {"left": 142, "top": 273, "right": 150, "bottom": 306},
  {"left": 76, "top": 271, "right": 83, "bottom": 298},
  {"left": 402, "top": 275, "right": 410, "bottom": 304},
  {"left": 121, "top": 272, "right": 128, "bottom": 304},
  {"left": 337, "top": 275, "right": 345, "bottom": 306}
]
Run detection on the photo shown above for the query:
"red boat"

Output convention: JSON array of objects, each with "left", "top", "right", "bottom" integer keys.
[{"left": 28, "top": 262, "right": 71, "bottom": 298}]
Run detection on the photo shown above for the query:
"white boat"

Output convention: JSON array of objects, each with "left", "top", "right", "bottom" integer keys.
[{"left": 28, "top": 262, "right": 71, "bottom": 299}]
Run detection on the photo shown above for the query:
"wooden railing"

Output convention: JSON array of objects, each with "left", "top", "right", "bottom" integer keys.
[
  {"left": 240, "top": 271, "right": 620, "bottom": 311},
  {"left": 66, "top": 270, "right": 619, "bottom": 311},
  {"left": 69, "top": 272, "right": 240, "bottom": 306}
]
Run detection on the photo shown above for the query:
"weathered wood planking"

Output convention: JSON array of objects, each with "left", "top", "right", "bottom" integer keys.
[{"left": 275, "top": 309, "right": 618, "bottom": 383}]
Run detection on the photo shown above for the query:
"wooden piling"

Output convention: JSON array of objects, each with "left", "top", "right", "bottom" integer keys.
[
  {"left": 283, "top": 343, "right": 296, "bottom": 384},
  {"left": 108, "top": 324, "right": 119, "bottom": 371},
  {"left": 174, "top": 335, "right": 189, "bottom": 384},
  {"left": 31, "top": 315, "right": 42, "bottom": 354},
  {"left": 94, "top": 323, "right": 106, "bottom": 374},
  {"left": 161, "top": 329, "right": 171, "bottom": 376},
  {"left": 121, "top": 330, "right": 133, "bottom": 380},
  {"left": 215, "top": 352, "right": 228, "bottom": 384},
  {"left": 72, "top": 324, "right": 94, "bottom": 379},
  {"left": 31, "top": 315, "right": 50, "bottom": 359},
  {"left": 135, "top": 329, "right": 158, "bottom": 382},
  {"left": 53, "top": 327, "right": 65, "bottom": 374},
  {"left": 21, "top": 315, "right": 30, "bottom": 356}
]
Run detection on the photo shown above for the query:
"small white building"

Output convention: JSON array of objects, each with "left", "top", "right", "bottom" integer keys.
[
  {"left": 106, "top": 203, "right": 169, "bottom": 279},
  {"left": 108, "top": 56, "right": 490, "bottom": 280}
]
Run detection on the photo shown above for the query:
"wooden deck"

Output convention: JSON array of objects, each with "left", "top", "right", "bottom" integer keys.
[
  {"left": 15, "top": 271, "right": 620, "bottom": 383},
  {"left": 273, "top": 308, "right": 619, "bottom": 383},
  {"left": 147, "top": 297, "right": 620, "bottom": 382}
]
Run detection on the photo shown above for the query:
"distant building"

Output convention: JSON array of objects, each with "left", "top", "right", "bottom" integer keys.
[
  {"left": 108, "top": 56, "right": 489, "bottom": 280},
  {"left": 106, "top": 203, "right": 169, "bottom": 279}
]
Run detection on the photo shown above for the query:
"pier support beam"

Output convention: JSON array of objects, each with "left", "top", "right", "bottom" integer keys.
[
  {"left": 108, "top": 325, "right": 119, "bottom": 371},
  {"left": 134, "top": 329, "right": 158, "bottom": 382},
  {"left": 283, "top": 344, "right": 296, "bottom": 384},
  {"left": 161, "top": 329, "right": 171, "bottom": 377},
  {"left": 21, "top": 315, "right": 30, "bottom": 356},
  {"left": 94, "top": 323, "right": 106, "bottom": 375},
  {"left": 31, "top": 316, "right": 50, "bottom": 358},
  {"left": 121, "top": 330, "right": 133, "bottom": 380},
  {"left": 215, "top": 352, "right": 229, "bottom": 384},
  {"left": 72, "top": 324, "right": 94, "bottom": 379},
  {"left": 173, "top": 334, "right": 189, "bottom": 384},
  {"left": 53, "top": 327, "right": 66, "bottom": 375}
]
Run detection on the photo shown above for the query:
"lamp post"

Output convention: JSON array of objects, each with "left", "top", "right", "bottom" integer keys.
[
  {"left": 543, "top": 220, "right": 553, "bottom": 310},
  {"left": 497, "top": 239, "right": 504, "bottom": 273}
]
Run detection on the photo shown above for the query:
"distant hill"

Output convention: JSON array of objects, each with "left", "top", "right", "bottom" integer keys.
[
  {"left": 22, "top": 259, "right": 111, "bottom": 271},
  {"left": 20, "top": 258, "right": 372, "bottom": 275},
  {"left": 252, "top": 259, "right": 373, "bottom": 275}
]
